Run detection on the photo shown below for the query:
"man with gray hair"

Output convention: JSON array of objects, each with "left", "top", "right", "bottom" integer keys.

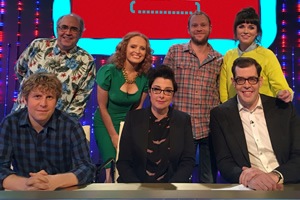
[{"left": 13, "top": 13, "right": 96, "bottom": 119}]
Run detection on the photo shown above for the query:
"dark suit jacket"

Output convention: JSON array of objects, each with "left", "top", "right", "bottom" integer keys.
[
  {"left": 117, "top": 106, "right": 195, "bottom": 183},
  {"left": 210, "top": 94, "right": 300, "bottom": 183}
]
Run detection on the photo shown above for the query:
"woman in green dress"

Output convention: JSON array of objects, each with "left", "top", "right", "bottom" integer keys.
[{"left": 93, "top": 32, "right": 153, "bottom": 182}]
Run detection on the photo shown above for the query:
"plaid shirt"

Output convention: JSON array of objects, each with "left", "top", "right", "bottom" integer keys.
[
  {"left": 164, "top": 41, "right": 223, "bottom": 139},
  {"left": 0, "top": 108, "right": 95, "bottom": 189}
]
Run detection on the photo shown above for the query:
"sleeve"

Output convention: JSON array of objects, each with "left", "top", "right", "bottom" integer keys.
[
  {"left": 169, "top": 114, "right": 195, "bottom": 183},
  {"left": 69, "top": 123, "right": 96, "bottom": 185},
  {"left": 275, "top": 104, "right": 300, "bottom": 183},
  {"left": 142, "top": 75, "right": 148, "bottom": 93},
  {"left": 14, "top": 40, "right": 38, "bottom": 82},
  {"left": 96, "top": 64, "right": 113, "bottom": 91},
  {"left": 219, "top": 53, "right": 230, "bottom": 103},
  {"left": 0, "top": 118, "right": 17, "bottom": 190},
  {"left": 116, "top": 112, "right": 141, "bottom": 183},
  {"left": 66, "top": 58, "right": 96, "bottom": 119},
  {"left": 163, "top": 46, "right": 175, "bottom": 70},
  {"left": 264, "top": 50, "right": 293, "bottom": 99},
  {"left": 209, "top": 108, "right": 243, "bottom": 183}
]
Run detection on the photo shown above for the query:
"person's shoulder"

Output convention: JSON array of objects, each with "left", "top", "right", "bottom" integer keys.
[
  {"left": 0, "top": 108, "right": 27, "bottom": 126},
  {"left": 255, "top": 46, "right": 275, "bottom": 56},
  {"left": 128, "top": 107, "right": 147, "bottom": 116},
  {"left": 224, "top": 48, "right": 238, "bottom": 57},
  {"left": 76, "top": 46, "right": 94, "bottom": 59},
  {"left": 99, "top": 63, "right": 119, "bottom": 73},
  {"left": 29, "top": 38, "right": 55, "bottom": 47},
  {"left": 208, "top": 44, "right": 223, "bottom": 58},
  {"left": 55, "top": 109, "right": 82, "bottom": 127},
  {"left": 172, "top": 108, "right": 191, "bottom": 120},
  {"left": 212, "top": 97, "right": 237, "bottom": 113},
  {"left": 169, "top": 43, "right": 188, "bottom": 50},
  {"left": 261, "top": 94, "right": 294, "bottom": 110}
]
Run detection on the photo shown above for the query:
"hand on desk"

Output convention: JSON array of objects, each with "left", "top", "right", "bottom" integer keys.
[
  {"left": 28, "top": 170, "right": 58, "bottom": 191},
  {"left": 239, "top": 167, "right": 282, "bottom": 191}
]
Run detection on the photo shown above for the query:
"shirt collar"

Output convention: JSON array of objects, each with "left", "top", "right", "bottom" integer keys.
[
  {"left": 185, "top": 41, "right": 215, "bottom": 61},
  {"left": 149, "top": 106, "right": 173, "bottom": 121},
  {"left": 53, "top": 40, "right": 79, "bottom": 57},
  {"left": 19, "top": 108, "right": 58, "bottom": 130},
  {"left": 237, "top": 41, "right": 258, "bottom": 56},
  {"left": 237, "top": 94, "right": 263, "bottom": 112}
]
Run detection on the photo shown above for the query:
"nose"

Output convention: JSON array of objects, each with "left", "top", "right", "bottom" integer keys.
[
  {"left": 65, "top": 27, "right": 72, "bottom": 34},
  {"left": 158, "top": 91, "right": 165, "bottom": 98},
  {"left": 40, "top": 97, "right": 47, "bottom": 107},
  {"left": 244, "top": 79, "right": 251, "bottom": 88}
]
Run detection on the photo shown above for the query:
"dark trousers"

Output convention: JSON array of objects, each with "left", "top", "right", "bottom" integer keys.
[{"left": 194, "top": 136, "right": 217, "bottom": 183}]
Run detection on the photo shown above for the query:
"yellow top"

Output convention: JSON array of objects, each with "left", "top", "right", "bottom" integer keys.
[{"left": 219, "top": 46, "right": 293, "bottom": 103}]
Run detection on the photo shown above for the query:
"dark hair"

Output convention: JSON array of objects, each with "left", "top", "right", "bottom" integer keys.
[
  {"left": 188, "top": 10, "right": 211, "bottom": 29},
  {"left": 108, "top": 32, "right": 153, "bottom": 75},
  {"left": 232, "top": 57, "right": 262, "bottom": 78},
  {"left": 147, "top": 65, "right": 178, "bottom": 93},
  {"left": 57, "top": 13, "right": 84, "bottom": 36},
  {"left": 22, "top": 72, "right": 62, "bottom": 101},
  {"left": 233, "top": 7, "right": 262, "bottom": 43}
]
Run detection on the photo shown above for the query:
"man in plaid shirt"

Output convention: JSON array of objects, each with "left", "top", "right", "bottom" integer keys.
[
  {"left": 164, "top": 11, "right": 222, "bottom": 183},
  {"left": 0, "top": 72, "right": 95, "bottom": 190}
]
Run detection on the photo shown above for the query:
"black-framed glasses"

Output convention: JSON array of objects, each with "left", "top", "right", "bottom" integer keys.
[
  {"left": 234, "top": 77, "right": 259, "bottom": 85},
  {"left": 151, "top": 88, "right": 174, "bottom": 96},
  {"left": 58, "top": 25, "right": 80, "bottom": 33}
]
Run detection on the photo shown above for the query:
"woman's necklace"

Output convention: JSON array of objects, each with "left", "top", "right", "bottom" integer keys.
[{"left": 122, "top": 68, "right": 138, "bottom": 84}]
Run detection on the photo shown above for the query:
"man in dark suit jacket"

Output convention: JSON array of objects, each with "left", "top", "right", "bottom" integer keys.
[{"left": 210, "top": 57, "right": 300, "bottom": 190}]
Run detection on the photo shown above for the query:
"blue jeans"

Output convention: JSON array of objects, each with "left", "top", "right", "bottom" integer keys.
[{"left": 194, "top": 136, "right": 217, "bottom": 183}]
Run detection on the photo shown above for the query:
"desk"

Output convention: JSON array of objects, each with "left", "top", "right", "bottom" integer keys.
[{"left": 1, "top": 183, "right": 300, "bottom": 199}]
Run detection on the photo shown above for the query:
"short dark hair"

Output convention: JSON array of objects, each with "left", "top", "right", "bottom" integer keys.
[
  {"left": 233, "top": 7, "right": 262, "bottom": 43},
  {"left": 232, "top": 57, "right": 262, "bottom": 78},
  {"left": 147, "top": 65, "right": 178, "bottom": 93},
  {"left": 188, "top": 10, "right": 211, "bottom": 29},
  {"left": 22, "top": 72, "right": 62, "bottom": 101},
  {"left": 57, "top": 13, "right": 84, "bottom": 36}
]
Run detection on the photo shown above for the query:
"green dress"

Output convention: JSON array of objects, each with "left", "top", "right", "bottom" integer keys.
[{"left": 93, "top": 64, "right": 148, "bottom": 167}]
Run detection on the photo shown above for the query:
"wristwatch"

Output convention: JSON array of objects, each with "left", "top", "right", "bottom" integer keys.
[{"left": 272, "top": 170, "right": 283, "bottom": 184}]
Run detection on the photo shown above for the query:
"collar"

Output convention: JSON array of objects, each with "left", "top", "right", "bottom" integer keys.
[
  {"left": 237, "top": 94, "right": 263, "bottom": 112},
  {"left": 149, "top": 106, "right": 173, "bottom": 121},
  {"left": 19, "top": 108, "right": 58, "bottom": 131},
  {"left": 184, "top": 41, "right": 216, "bottom": 63},
  {"left": 53, "top": 40, "right": 79, "bottom": 58},
  {"left": 238, "top": 41, "right": 258, "bottom": 56}
]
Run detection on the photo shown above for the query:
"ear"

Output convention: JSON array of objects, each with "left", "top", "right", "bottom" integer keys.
[
  {"left": 258, "top": 76, "right": 263, "bottom": 88},
  {"left": 187, "top": 26, "right": 190, "bottom": 35},
  {"left": 231, "top": 77, "right": 236, "bottom": 88},
  {"left": 23, "top": 95, "right": 28, "bottom": 106}
]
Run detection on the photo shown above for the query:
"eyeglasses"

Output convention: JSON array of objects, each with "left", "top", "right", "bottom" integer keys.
[
  {"left": 58, "top": 25, "right": 80, "bottom": 33},
  {"left": 151, "top": 88, "right": 174, "bottom": 96},
  {"left": 234, "top": 77, "right": 259, "bottom": 85}
]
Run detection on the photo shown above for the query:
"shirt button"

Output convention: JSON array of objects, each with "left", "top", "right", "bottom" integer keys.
[{"left": 259, "top": 152, "right": 262, "bottom": 155}]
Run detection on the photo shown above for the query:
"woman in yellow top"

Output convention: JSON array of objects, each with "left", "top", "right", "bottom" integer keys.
[{"left": 219, "top": 7, "right": 293, "bottom": 103}]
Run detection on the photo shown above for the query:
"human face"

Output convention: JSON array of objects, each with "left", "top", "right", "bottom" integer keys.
[
  {"left": 149, "top": 77, "right": 174, "bottom": 115},
  {"left": 125, "top": 36, "right": 146, "bottom": 68},
  {"left": 236, "top": 23, "right": 258, "bottom": 51},
  {"left": 188, "top": 15, "right": 211, "bottom": 46},
  {"left": 57, "top": 15, "right": 81, "bottom": 53},
  {"left": 24, "top": 88, "right": 57, "bottom": 129},
  {"left": 231, "top": 65, "right": 263, "bottom": 111}
]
